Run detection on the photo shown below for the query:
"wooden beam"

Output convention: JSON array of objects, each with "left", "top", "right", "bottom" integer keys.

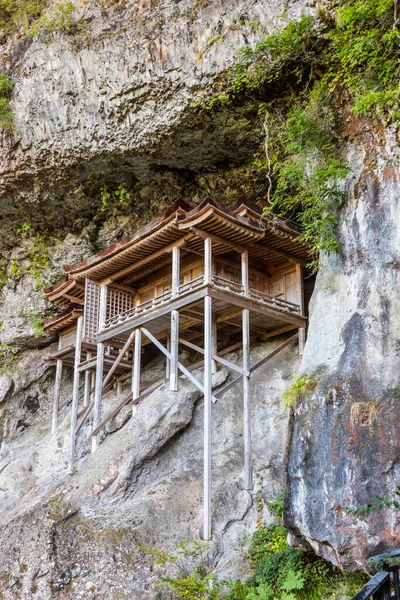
[
  {"left": 215, "top": 333, "right": 299, "bottom": 399},
  {"left": 263, "top": 244, "right": 307, "bottom": 267},
  {"left": 140, "top": 326, "right": 217, "bottom": 403},
  {"left": 179, "top": 337, "right": 248, "bottom": 377},
  {"left": 76, "top": 400, "right": 94, "bottom": 434},
  {"left": 102, "top": 329, "right": 136, "bottom": 389},
  {"left": 216, "top": 307, "right": 243, "bottom": 323},
  {"left": 64, "top": 294, "right": 85, "bottom": 305},
  {"left": 52, "top": 359, "right": 63, "bottom": 434},
  {"left": 68, "top": 315, "right": 83, "bottom": 472},
  {"left": 261, "top": 324, "right": 298, "bottom": 340},
  {"left": 191, "top": 226, "right": 244, "bottom": 254},
  {"left": 99, "top": 234, "right": 193, "bottom": 285}
]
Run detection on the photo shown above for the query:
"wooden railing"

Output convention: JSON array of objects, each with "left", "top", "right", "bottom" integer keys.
[
  {"left": 101, "top": 274, "right": 301, "bottom": 331},
  {"left": 351, "top": 549, "right": 400, "bottom": 600}
]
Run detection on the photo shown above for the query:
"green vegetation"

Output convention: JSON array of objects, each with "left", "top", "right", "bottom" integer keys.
[
  {"left": 0, "top": 0, "right": 46, "bottom": 35},
  {"left": 283, "top": 373, "right": 319, "bottom": 408},
  {"left": 143, "top": 494, "right": 367, "bottom": 599},
  {"left": 100, "top": 184, "right": 133, "bottom": 216},
  {"left": 0, "top": 73, "right": 13, "bottom": 129},
  {"left": 202, "top": 0, "right": 400, "bottom": 268},
  {"left": 0, "top": 343, "right": 15, "bottom": 375},
  {"left": 19, "top": 311, "right": 44, "bottom": 338},
  {"left": 6, "top": 222, "right": 56, "bottom": 290},
  {"left": 28, "top": 1, "right": 74, "bottom": 36}
]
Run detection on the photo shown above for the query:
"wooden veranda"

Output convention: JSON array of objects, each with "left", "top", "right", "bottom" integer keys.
[{"left": 44, "top": 199, "right": 312, "bottom": 539}]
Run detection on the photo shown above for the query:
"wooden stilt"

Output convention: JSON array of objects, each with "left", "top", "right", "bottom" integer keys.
[
  {"left": 211, "top": 316, "right": 218, "bottom": 375},
  {"left": 132, "top": 328, "right": 141, "bottom": 400},
  {"left": 117, "top": 381, "right": 123, "bottom": 395},
  {"left": 170, "top": 246, "right": 180, "bottom": 392},
  {"left": 83, "top": 351, "right": 92, "bottom": 408},
  {"left": 296, "top": 264, "right": 306, "bottom": 355},
  {"left": 241, "top": 250, "right": 252, "bottom": 490},
  {"left": 52, "top": 359, "right": 63, "bottom": 434},
  {"left": 203, "top": 235, "right": 213, "bottom": 540},
  {"left": 92, "top": 283, "right": 107, "bottom": 453},
  {"left": 68, "top": 316, "right": 83, "bottom": 472},
  {"left": 170, "top": 311, "right": 179, "bottom": 391},
  {"left": 204, "top": 294, "right": 212, "bottom": 540},
  {"left": 166, "top": 336, "right": 171, "bottom": 378}
]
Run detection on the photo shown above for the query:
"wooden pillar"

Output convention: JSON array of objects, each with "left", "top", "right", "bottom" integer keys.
[
  {"left": 296, "top": 263, "right": 306, "bottom": 355},
  {"left": 211, "top": 316, "right": 218, "bottom": 375},
  {"left": 242, "top": 249, "right": 252, "bottom": 490},
  {"left": 204, "top": 237, "right": 212, "bottom": 285},
  {"left": 92, "top": 284, "right": 107, "bottom": 453},
  {"left": 68, "top": 316, "right": 84, "bottom": 472},
  {"left": 165, "top": 336, "right": 171, "bottom": 378},
  {"left": 203, "top": 235, "right": 213, "bottom": 540},
  {"left": 203, "top": 292, "right": 213, "bottom": 540},
  {"left": 83, "top": 351, "right": 92, "bottom": 408},
  {"left": 116, "top": 381, "right": 123, "bottom": 395},
  {"left": 51, "top": 359, "right": 63, "bottom": 434},
  {"left": 132, "top": 328, "right": 141, "bottom": 400},
  {"left": 170, "top": 246, "right": 180, "bottom": 392}
]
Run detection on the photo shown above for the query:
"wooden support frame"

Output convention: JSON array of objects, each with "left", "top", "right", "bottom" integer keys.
[
  {"left": 68, "top": 315, "right": 83, "bottom": 472},
  {"left": 132, "top": 328, "right": 141, "bottom": 400},
  {"left": 102, "top": 329, "right": 136, "bottom": 389},
  {"left": 92, "top": 283, "right": 107, "bottom": 453},
  {"left": 170, "top": 245, "right": 180, "bottom": 391},
  {"left": 52, "top": 359, "right": 63, "bottom": 434},
  {"left": 203, "top": 293, "right": 213, "bottom": 539},
  {"left": 296, "top": 263, "right": 306, "bottom": 355},
  {"left": 214, "top": 333, "right": 299, "bottom": 399},
  {"left": 140, "top": 326, "right": 217, "bottom": 403},
  {"left": 241, "top": 250, "right": 252, "bottom": 490},
  {"left": 179, "top": 338, "right": 248, "bottom": 377},
  {"left": 83, "top": 351, "right": 92, "bottom": 408}
]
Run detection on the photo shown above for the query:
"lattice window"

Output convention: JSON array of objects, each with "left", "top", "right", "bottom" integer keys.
[
  {"left": 107, "top": 287, "right": 136, "bottom": 320},
  {"left": 84, "top": 278, "right": 100, "bottom": 342}
]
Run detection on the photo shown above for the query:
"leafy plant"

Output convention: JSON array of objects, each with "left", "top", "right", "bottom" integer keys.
[
  {"left": 140, "top": 539, "right": 223, "bottom": 600},
  {"left": 28, "top": 1, "right": 75, "bottom": 36},
  {"left": 200, "top": 0, "right": 400, "bottom": 269},
  {"left": 349, "top": 486, "right": 400, "bottom": 516},
  {"left": 0, "top": 73, "right": 14, "bottom": 129},
  {"left": 282, "top": 373, "right": 319, "bottom": 408},
  {"left": 0, "top": 0, "right": 46, "bottom": 36}
]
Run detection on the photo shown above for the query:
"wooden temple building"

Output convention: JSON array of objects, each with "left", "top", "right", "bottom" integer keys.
[{"left": 44, "top": 199, "right": 312, "bottom": 539}]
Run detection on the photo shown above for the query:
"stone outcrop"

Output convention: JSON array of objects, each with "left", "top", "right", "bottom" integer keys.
[{"left": 286, "top": 131, "right": 400, "bottom": 570}]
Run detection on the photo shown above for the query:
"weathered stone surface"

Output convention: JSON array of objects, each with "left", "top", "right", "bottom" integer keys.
[
  {"left": 285, "top": 132, "right": 400, "bottom": 570},
  {"left": 0, "top": 337, "right": 298, "bottom": 598},
  {"left": 0, "top": 0, "right": 310, "bottom": 238}
]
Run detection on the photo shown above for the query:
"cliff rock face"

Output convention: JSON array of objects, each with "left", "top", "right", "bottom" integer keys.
[
  {"left": 286, "top": 132, "right": 400, "bottom": 570},
  {"left": 0, "top": 0, "right": 400, "bottom": 596}
]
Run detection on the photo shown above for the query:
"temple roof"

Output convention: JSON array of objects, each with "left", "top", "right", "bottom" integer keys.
[{"left": 44, "top": 199, "right": 313, "bottom": 313}]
